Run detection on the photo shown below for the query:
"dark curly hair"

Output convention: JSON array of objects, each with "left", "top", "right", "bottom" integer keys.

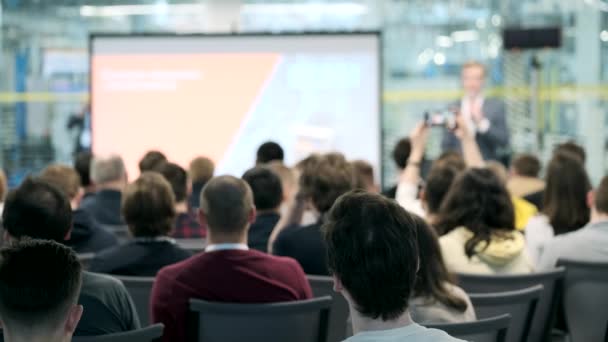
[{"left": 435, "top": 168, "right": 515, "bottom": 258}]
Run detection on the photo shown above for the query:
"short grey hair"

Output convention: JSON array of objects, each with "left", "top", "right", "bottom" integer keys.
[{"left": 90, "top": 155, "right": 126, "bottom": 185}]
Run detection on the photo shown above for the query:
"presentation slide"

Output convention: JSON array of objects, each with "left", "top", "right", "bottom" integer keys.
[{"left": 91, "top": 34, "right": 380, "bottom": 179}]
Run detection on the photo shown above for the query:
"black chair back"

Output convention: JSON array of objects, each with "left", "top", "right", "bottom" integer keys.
[
  {"left": 188, "top": 297, "right": 332, "bottom": 342},
  {"left": 457, "top": 268, "right": 565, "bottom": 342},
  {"left": 469, "top": 285, "right": 542, "bottom": 342},
  {"left": 427, "top": 314, "right": 511, "bottom": 342},
  {"left": 72, "top": 324, "right": 164, "bottom": 342},
  {"left": 114, "top": 275, "right": 155, "bottom": 326},
  {"left": 307, "top": 275, "right": 350, "bottom": 342}
]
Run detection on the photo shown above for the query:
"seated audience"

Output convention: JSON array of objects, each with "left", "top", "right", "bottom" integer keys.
[
  {"left": 486, "top": 161, "right": 538, "bottom": 230},
  {"left": 324, "top": 191, "right": 463, "bottom": 342},
  {"left": 80, "top": 155, "right": 127, "bottom": 225},
  {"left": 242, "top": 166, "right": 283, "bottom": 252},
  {"left": 188, "top": 156, "right": 214, "bottom": 209},
  {"left": 151, "top": 176, "right": 312, "bottom": 342},
  {"left": 351, "top": 160, "right": 379, "bottom": 193},
  {"left": 138, "top": 150, "right": 167, "bottom": 173},
  {"left": 157, "top": 162, "right": 205, "bottom": 238},
  {"left": 0, "top": 169, "right": 6, "bottom": 215},
  {"left": 256, "top": 141, "right": 284, "bottom": 164},
  {"left": 554, "top": 140, "right": 586, "bottom": 164},
  {"left": 526, "top": 153, "right": 591, "bottom": 264},
  {"left": 2, "top": 178, "right": 140, "bottom": 335},
  {"left": 382, "top": 137, "right": 411, "bottom": 199},
  {"left": 537, "top": 175, "right": 608, "bottom": 270},
  {"left": 0, "top": 239, "right": 83, "bottom": 342},
  {"left": 272, "top": 153, "right": 354, "bottom": 275},
  {"left": 436, "top": 168, "right": 534, "bottom": 274},
  {"left": 39, "top": 165, "right": 117, "bottom": 253},
  {"left": 411, "top": 216, "right": 476, "bottom": 324},
  {"left": 507, "top": 153, "right": 545, "bottom": 209},
  {"left": 89, "top": 173, "right": 191, "bottom": 276},
  {"left": 74, "top": 151, "right": 95, "bottom": 201}
]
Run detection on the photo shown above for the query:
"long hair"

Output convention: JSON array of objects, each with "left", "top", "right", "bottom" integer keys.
[
  {"left": 435, "top": 168, "right": 515, "bottom": 258},
  {"left": 543, "top": 153, "right": 591, "bottom": 235},
  {"left": 413, "top": 215, "right": 468, "bottom": 312}
]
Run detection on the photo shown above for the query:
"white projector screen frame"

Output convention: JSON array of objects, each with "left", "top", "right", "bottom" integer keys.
[{"left": 90, "top": 32, "right": 382, "bottom": 180}]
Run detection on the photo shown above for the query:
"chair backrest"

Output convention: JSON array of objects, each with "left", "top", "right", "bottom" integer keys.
[
  {"left": 469, "top": 285, "right": 542, "bottom": 342},
  {"left": 114, "top": 275, "right": 156, "bottom": 326},
  {"left": 175, "top": 238, "right": 207, "bottom": 253},
  {"left": 188, "top": 296, "right": 332, "bottom": 342},
  {"left": 427, "top": 314, "right": 511, "bottom": 342},
  {"left": 457, "top": 268, "right": 565, "bottom": 342},
  {"left": 307, "top": 275, "right": 350, "bottom": 342},
  {"left": 72, "top": 324, "right": 164, "bottom": 342},
  {"left": 78, "top": 252, "right": 96, "bottom": 270},
  {"left": 557, "top": 259, "right": 608, "bottom": 342}
]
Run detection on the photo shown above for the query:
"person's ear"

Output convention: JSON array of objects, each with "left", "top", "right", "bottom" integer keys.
[
  {"left": 64, "top": 304, "right": 83, "bottom": 336},
  {"left": 332, "top": 275, "right": 344, "bottom": 293},
  {"left": 248, "top": 207, "right": 257, "bottom": 224},
  {"left": 587, "top": 190, "right": 595, "bottom": 209},
  {"left": 198, "top": 209, "right": 208, "bottom": 227}
]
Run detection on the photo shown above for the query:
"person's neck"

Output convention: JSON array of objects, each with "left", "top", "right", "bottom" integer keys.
[
  {"left": 175, "top": 201, "right": 189, "bottom": 214},
  {"left": 256, "top": 208, "right": 280, "bottom": 216},
  {"left": 351, "top": 308, "right": 414, "bottom": 335},
  {"left": 97, "top": 182, "right": 123, "bottom": 192},
  {"left": 590, "top": 210, "right": 608, "bottom": 224},
  {"left": 207, "top": 230, "right": 248, "bottom": 246}
]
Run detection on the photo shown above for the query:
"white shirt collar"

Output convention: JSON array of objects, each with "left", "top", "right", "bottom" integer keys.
[{"left": 205, "top": 243, "right": 249, "bottom": 252}]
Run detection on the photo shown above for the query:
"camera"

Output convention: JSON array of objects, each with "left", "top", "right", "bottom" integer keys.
[{"left": 424, "top": 109, "right": 457, "bottom": 130}]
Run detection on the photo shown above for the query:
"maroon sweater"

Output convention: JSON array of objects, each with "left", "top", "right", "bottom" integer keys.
[{"left": 151, "top": 249, "right": 313, "bottom": 341}]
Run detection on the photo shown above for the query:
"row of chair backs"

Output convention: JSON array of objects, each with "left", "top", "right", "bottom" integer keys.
[
  {"left": 115, "top": 275, "right": 156, "bottom": 326},
  {"left": 557, "top": 259, "right": 608, "bottom": 342},
  {"left": 188, "top": 296, "right": 332, "bottom": 342},
  {"left": 306, "top": 275, "right": 350, "bottom": 342},
  {"left": 72, "top": 324, "right": 164, "bottom": 342},
  {"left": 427, "top": 314, "right": 511, "bottom": 342},
  {"left": 457, "top": 268, "right": 564, "bottom": 342}
]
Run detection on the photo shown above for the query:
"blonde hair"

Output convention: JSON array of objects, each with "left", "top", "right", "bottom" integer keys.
[
  {"left": 189, "top": 157, "right": 215, "bottom": 184},
  {"left": 39, "top": 165, "right": 81, "bottom": 199},
  {"left": 0, "top": 169, "right": 7, "bottom": 201}
]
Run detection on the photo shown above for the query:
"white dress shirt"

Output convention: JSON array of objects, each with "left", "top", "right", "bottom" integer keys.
[{"left": 460, "top": 95, "right": 490, "bottom": 134}]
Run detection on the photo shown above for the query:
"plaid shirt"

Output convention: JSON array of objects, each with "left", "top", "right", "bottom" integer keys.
[{"left": 171, "top": 211, "right": 207, "bottom": 239}]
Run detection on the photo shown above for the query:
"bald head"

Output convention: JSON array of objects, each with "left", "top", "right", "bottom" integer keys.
[
  {"left": 200, "top": 176, "right": 254, "bottom": 235},
  {"left": 90, "top": 155, "right": 126, "bottom": 186}
]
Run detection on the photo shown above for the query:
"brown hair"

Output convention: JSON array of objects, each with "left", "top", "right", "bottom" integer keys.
[
  {"left": 554, "top": 141, "right": 586, "bottom": 164},
  {"left": 189, "top": 157, "right": 215, "bottom": 185},
  {"left": 543, "top": 153, "right": 590, "bottom": 235},
  {"left": 122, "top": 172, "right": 176, "bottom": 237},
  {"left": 300, "top": 153, "right": 355, "bottom": 214},
  {"left": 138, "top": 150, "right": 167, "bottom": 173},
  {"left": 200, "top": 176, "right": 253, "bottom": 234},
  {"left": 39, "top": 165, "right": 81, "bottom": 200},
  {"left": 0, "top": 169, "right": 7, "bottom": 201},
  {"left": 512, "top": 154, "right": 541, "bottom": 178},
  {"left": 594, "top": 175, "right": 608, "bottom": 214},
  {"left": 351, "top": 160, "right": 375, "bottom": 191}
]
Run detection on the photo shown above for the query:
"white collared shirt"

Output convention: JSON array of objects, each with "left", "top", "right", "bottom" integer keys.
[
  {"left": 205, "top": 243, "right": 249, "bottom": 252},
  {"left": 460, "top": 95, "right": 490, "bottom": 134}
]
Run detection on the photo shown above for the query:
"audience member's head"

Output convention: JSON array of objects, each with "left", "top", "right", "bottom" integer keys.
[
  {"left": 39, "top": 165, "right": 82, "bottom": 208},
  {"left": 414, "top": 215, "right": 468, "bottom": 313},
  {"left": 74, "top": 151, "right": 93, "bottom": 190},
  {"left": 485, "top": 160, "right": 509, "bottom": 184},
  {"left": 351, "top": 160, "right": 378, "bottom": 193},
  {"left": 324, "top": 190, "right": 419, "bottom": 322},
  {"left": 122, "top": 172, "right": 176, "bottom": 238},
  {"left": 543, "top": 153, "right": 591, "bottom": 235},
  {"left": 2, "top": 178, "right": 72, "bottom": 242},
  {"left": 0, "top": 169, "right": 7, "bottom": 202},
  {"left": 256, "top": 141, "right": 284, "bottom": 164},
  {"left": 90, "top": 155, "right": 127, "bottom": 190},
  {"left": 299, "top": 153, "right": 354, "bottom": 214},
  {"left": 189, "top": 156, "right": 214, "bottom": 187},
  {"left": 156, "top": 162, "right": 189, "bottom": 204},
  {"left": 511, "top": 153, "right": 541, "bottom": 178},
  {"left": 591, "top": 175, "right": 608, "bottom": 219},
  {"left": 435, "top": 168, "right": 515, "bottom": 257},
  {"left": 434, "top": 151, "right": 466, "bottom": 171},
  {"left": 242, "top": 167, "right": 283, "bottom": 213},
  {"left": 0, "top": 239, "right": 83, "bottom": 342},
  {"left": 392, "top": 138, "right": 411, "bottom": 170},
  {"left": 422, "top": 162, "right": 464, "bottom": 217},
  {"left": 138, "top": 150, "right": 167, "bottom": 173},
  {"left": 554, "top": 141, "right": 586, "bottom": 164},
  {"left": 199, "top": 176, "right": 255, "bottom": 241},
  {"left": 267, "top": 161, "right": 297, "bottom": 201}
]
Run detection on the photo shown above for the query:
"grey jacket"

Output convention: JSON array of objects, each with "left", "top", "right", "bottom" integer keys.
[{"left": 441, "top": 98, "right": 510, "bottom": 161}]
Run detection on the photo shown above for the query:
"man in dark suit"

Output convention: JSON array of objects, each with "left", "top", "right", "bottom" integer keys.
[{"left": 442, "top": 61, "right": 510, "bottom": 161}]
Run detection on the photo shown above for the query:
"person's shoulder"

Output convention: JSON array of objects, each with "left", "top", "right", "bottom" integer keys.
[
  {"left": 420, "top": 327, "right": 466, "bottom": 341},
  {"left": 82, "top": 271, "right": 129, "bottom": 299}
]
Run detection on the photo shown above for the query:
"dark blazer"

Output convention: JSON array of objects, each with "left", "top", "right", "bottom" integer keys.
[
  {"left": 66, "top": 209, "right": 118, "bottom": 254},
  {"left": 442, "top": 97, "right": 510, "bottom": 161},
  {"left": 248, "top": 212, "right": 280, "bottom": 252},
  {"left": 80, "top": 189, "right": 125, "bottom": 226},
  {"left": 88, "top": 239, "right": 191, "bottom": 277},
  {"left": 273, "top": 221, "right": 329, "bottom": 275}
]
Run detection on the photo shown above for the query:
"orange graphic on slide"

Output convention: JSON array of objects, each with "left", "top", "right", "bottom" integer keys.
[{"left": 92, "top": 53, "right": 280, "bottom": 179}]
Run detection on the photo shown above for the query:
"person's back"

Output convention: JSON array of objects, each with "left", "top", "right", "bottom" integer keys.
[
  {"left": 324, "top": 191, "right": 463, "bottom": 342},
  {"left": 0, "top": 240, "right": 83, "bottom": 342},
  {"left": 537, "top": 175, "right": 608, "bottom": 270},
  {"left": 89, "top": 173, "right": 191, "bottom": 276},
  {"left": 151, "top": 176, "right": 312, "bottom": 341},
  {"left": 1, "top": 178, "right": 140, "bottom": 335},
  {"left": 80, "top": 155, "right": 128, "bottom": 225}
]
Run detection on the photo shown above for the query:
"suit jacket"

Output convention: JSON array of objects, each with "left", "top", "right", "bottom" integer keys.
[
  {"left": 66, "top": 209, "right": 118, "bottom": 254},
  {"left": 442, "top": 97, "right": 510, "bottom": 161},
  {"left": 80, "top": 189, "right": 125, "bottom": 226},
  {"left": 273, "top": 221, "right": 329, "bottom": 275}
]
